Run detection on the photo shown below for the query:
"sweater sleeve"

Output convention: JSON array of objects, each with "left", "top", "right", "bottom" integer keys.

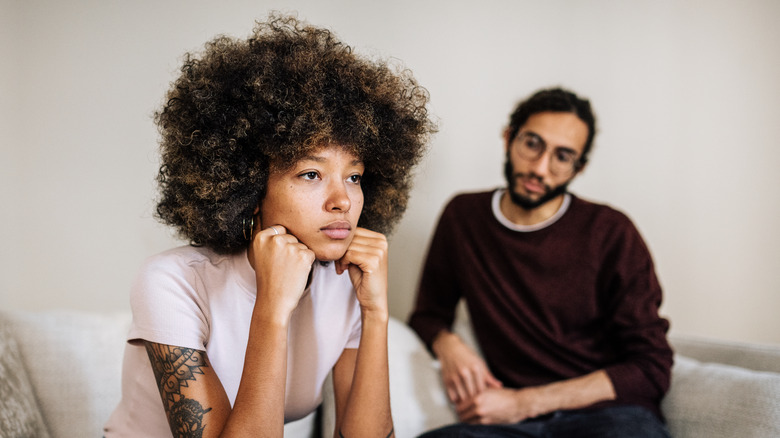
[
  {"left": 599, "top": 220, "right": 674, "bottom": 408},
  {"left": 408, "top": 199, "right": 464, "bottom": 353}
]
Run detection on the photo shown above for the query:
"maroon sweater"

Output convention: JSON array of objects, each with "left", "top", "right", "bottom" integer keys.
[{"left": 408, "top": 190, "right": 673, "bottom": 420}]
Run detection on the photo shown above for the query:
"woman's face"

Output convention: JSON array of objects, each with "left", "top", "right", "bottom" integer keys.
[{"left": 260, "top": 145, "right": 365, "bottom": 261}]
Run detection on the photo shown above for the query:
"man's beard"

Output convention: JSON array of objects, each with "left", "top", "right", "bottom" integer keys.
[{"left": 503, "top": 159, "right": 570, "bottom": 210}]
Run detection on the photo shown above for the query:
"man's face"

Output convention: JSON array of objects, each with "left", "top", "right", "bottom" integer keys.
[{"left": 503, "top": 111, "right": 589, "bottom": 210}]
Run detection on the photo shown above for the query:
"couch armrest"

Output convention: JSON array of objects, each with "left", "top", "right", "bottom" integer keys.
[{"left": 670, "top": 334, "right": 780, "bottom": 374}]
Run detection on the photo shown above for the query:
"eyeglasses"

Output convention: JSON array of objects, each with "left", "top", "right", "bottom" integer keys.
[{"left": 512, "top": 132, "right": 582, "bottom": 176}]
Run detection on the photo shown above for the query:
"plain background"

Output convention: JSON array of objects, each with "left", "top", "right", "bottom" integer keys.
[{"left": 2, "top": 0, "right": 779, "bottom": 345}]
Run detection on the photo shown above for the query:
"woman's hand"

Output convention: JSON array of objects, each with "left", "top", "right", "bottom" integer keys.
[
  {"left": 249, "top": 225, "right": 315, "bottom": 322},
  {"left": 335, "top": 227, "right": 389, "bottom": 316},
  {"left": 332, "top": 228, "right": 394, "bottom": 438}
]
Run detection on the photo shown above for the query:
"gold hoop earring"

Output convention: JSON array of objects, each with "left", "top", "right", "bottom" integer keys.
[{"left": 243, "top": 216, "right": 255, "bottom": 241}]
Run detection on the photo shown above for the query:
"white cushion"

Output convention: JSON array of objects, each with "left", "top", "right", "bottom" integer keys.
[
  {"left": 284, "top": 410, "right": 317, "bottom": 437},
  {"left": 663, "top": 355, "right": 780, "bottom": 438},
  {"left": 0, "top": 324, "right": 51, "bottom": 438},
  {"left": 321, "top": 317, "right": 457, "bottom": 438},
  {"left": 1, "top": 310, "right": 130, "bottom": 438},
  {"left": 385, "top": 317, "right": 458, "bottom": 436}
]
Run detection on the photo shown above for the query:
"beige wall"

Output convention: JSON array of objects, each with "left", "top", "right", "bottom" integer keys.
[{"left": 2, "top": 0, "right": 779, "bottom": 345}]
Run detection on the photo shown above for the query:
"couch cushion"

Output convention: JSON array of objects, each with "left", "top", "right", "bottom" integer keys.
[
  {"left": 0, "top": 324, "right": 51, "bottom": 438},
  {"left": 0, "top": 310, "right": 131, "bottom": 438},
  {"left": 321, "top": 317, "right": 457, "bottom": 438},
  {"left": 662, "top": 355, "right": 780, "bottom": 438}
]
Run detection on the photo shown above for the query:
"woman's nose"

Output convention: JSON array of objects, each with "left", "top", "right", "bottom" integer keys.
[{"left": 326, "top": 182, "right": 351, "bottom": 212}]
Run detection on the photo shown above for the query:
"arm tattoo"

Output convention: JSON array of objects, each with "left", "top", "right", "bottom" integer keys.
[{"left": 145, "top": 342, "right": 212, "bottom": 438}]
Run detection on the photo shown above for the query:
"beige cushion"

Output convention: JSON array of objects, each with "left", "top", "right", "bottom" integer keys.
[
  {"left": 0, "top": 324, "right": 51, "bottom": 438},
  {"left": 663, "top": 355, "right": 780, "bottom": 438}
]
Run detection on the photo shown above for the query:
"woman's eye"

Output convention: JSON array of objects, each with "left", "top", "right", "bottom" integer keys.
[
  {"left": 300, "top": 171, "right": 319, "bottom": 180},
  {"left": 348, "top": 174, "right": 362, "bottom": 184}
]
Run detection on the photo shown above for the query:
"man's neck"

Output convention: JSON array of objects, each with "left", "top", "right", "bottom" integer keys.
[{"left": 499, "top": 190, "right": 566, "bottom": 226}]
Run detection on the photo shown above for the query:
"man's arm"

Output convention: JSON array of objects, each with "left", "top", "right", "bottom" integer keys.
[
  {"left": 407, "top": 200, "right": 464, "bottom": 349},
  {"left": 432, "top": 330, "right": 616, "bottom": 425},
  {"left": 455, "top": 370, "right": 616, "bottom": 425},
  {"left": 431, "top": 330, "right": 502, "bottom": 403}
]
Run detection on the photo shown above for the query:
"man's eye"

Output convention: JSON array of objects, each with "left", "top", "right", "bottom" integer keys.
[
  {"left": 524, "top": 138, "right": 543, "bottom": 151},
  {"left": 555, "top": 151, "right": 575, "bottom": 164}
]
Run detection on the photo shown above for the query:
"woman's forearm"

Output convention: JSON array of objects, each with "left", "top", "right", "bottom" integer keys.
[
  {"left": 338, "top": 311, "right": 393, "bottom": 438},
  {"left": 221, "top": 312, "right": 290, "bottom": 438}
]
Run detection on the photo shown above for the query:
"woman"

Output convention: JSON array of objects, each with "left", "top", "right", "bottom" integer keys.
[{"left": 104, "top": 14, "right": 434, "bottom": 438}]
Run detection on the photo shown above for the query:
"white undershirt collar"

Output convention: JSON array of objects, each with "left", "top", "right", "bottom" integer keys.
[{"left": 491, "top": 188, "right": 571, "bottom": 232}]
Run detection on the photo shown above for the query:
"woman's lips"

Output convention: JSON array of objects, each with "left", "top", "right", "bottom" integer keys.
[{"left": 320, "top": 221, "right": 352, "bottom": 240}]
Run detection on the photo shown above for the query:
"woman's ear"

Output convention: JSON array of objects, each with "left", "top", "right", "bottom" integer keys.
[{"left": 253, "top": 205, "right": 262, "bottom": 232}]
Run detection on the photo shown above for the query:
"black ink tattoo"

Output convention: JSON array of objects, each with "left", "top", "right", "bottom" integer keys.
[{"left": 145, "top": 342, "right": 212, "bottom": 438}]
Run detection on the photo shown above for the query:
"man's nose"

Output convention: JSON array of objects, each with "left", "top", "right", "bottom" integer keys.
[{"left": 528, "top": 152, "right": 553, "bottom": 177}]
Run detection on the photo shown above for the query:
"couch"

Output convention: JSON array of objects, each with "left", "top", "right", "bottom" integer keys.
[{"left": 1, "top": 308, "right": 779, "bottom": 438}]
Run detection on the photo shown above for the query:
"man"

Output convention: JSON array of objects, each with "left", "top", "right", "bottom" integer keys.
[{"left": 408, "top": 88, "right": 673, "bottom": 437}]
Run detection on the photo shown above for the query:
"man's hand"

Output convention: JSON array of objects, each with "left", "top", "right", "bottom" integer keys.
[
  {"left": 456, "top": 370, "right": 617, "bottom": 425},
  {"left": 432, "top": 331, "right": 503, "bottom": 403},
  {"left": 455, "top": 387, "right": 542, "bottom": 425}
]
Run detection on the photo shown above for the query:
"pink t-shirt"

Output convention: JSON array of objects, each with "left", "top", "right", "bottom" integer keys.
[{"left": 104, "top": 245, "right": 362, "bottom": 437}]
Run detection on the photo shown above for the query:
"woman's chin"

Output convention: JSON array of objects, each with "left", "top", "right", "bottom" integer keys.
[{"left": 312, "top": 243, "right": 350, "bottom": 263}]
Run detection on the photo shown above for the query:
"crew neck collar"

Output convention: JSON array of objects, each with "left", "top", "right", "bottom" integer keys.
[{"left": 491, "top": 188, "right": 571, "bottom": 232}]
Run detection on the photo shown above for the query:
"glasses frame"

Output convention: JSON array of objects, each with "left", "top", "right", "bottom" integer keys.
[{"left": 511, "top": 131, "right": 584, "bottom": 177}]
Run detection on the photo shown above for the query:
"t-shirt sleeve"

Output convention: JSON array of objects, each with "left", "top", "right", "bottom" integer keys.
[
  {"left": 344, "top": 313, "right": 362, "bottom": 350},
  {"left": 127, "top": 252, "right": 210, "bottom": 351}
]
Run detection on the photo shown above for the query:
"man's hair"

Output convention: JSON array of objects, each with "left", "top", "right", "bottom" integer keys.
[
  {"left": 506, "top": 87, "right": 596, "bottom": 165},
  {"left": 154, "top": 13, "right": 435, "bottom": 254}
]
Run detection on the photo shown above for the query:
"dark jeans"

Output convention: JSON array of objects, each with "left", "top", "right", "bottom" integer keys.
[{"left": 417, "top": 405, "right": 671, "bottom": 438}]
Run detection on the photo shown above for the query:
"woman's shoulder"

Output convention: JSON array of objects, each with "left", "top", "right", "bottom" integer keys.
[
  {"left": 133, "top": 245, "right": 246, "bottom": 296},
  {"left": 143, "top": 245, "right": 232, "bottom": 272}
]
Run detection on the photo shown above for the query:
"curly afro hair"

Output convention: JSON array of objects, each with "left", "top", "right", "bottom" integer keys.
[{"left": 154, "top": 13, "right": 435, "bottom": 254}]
